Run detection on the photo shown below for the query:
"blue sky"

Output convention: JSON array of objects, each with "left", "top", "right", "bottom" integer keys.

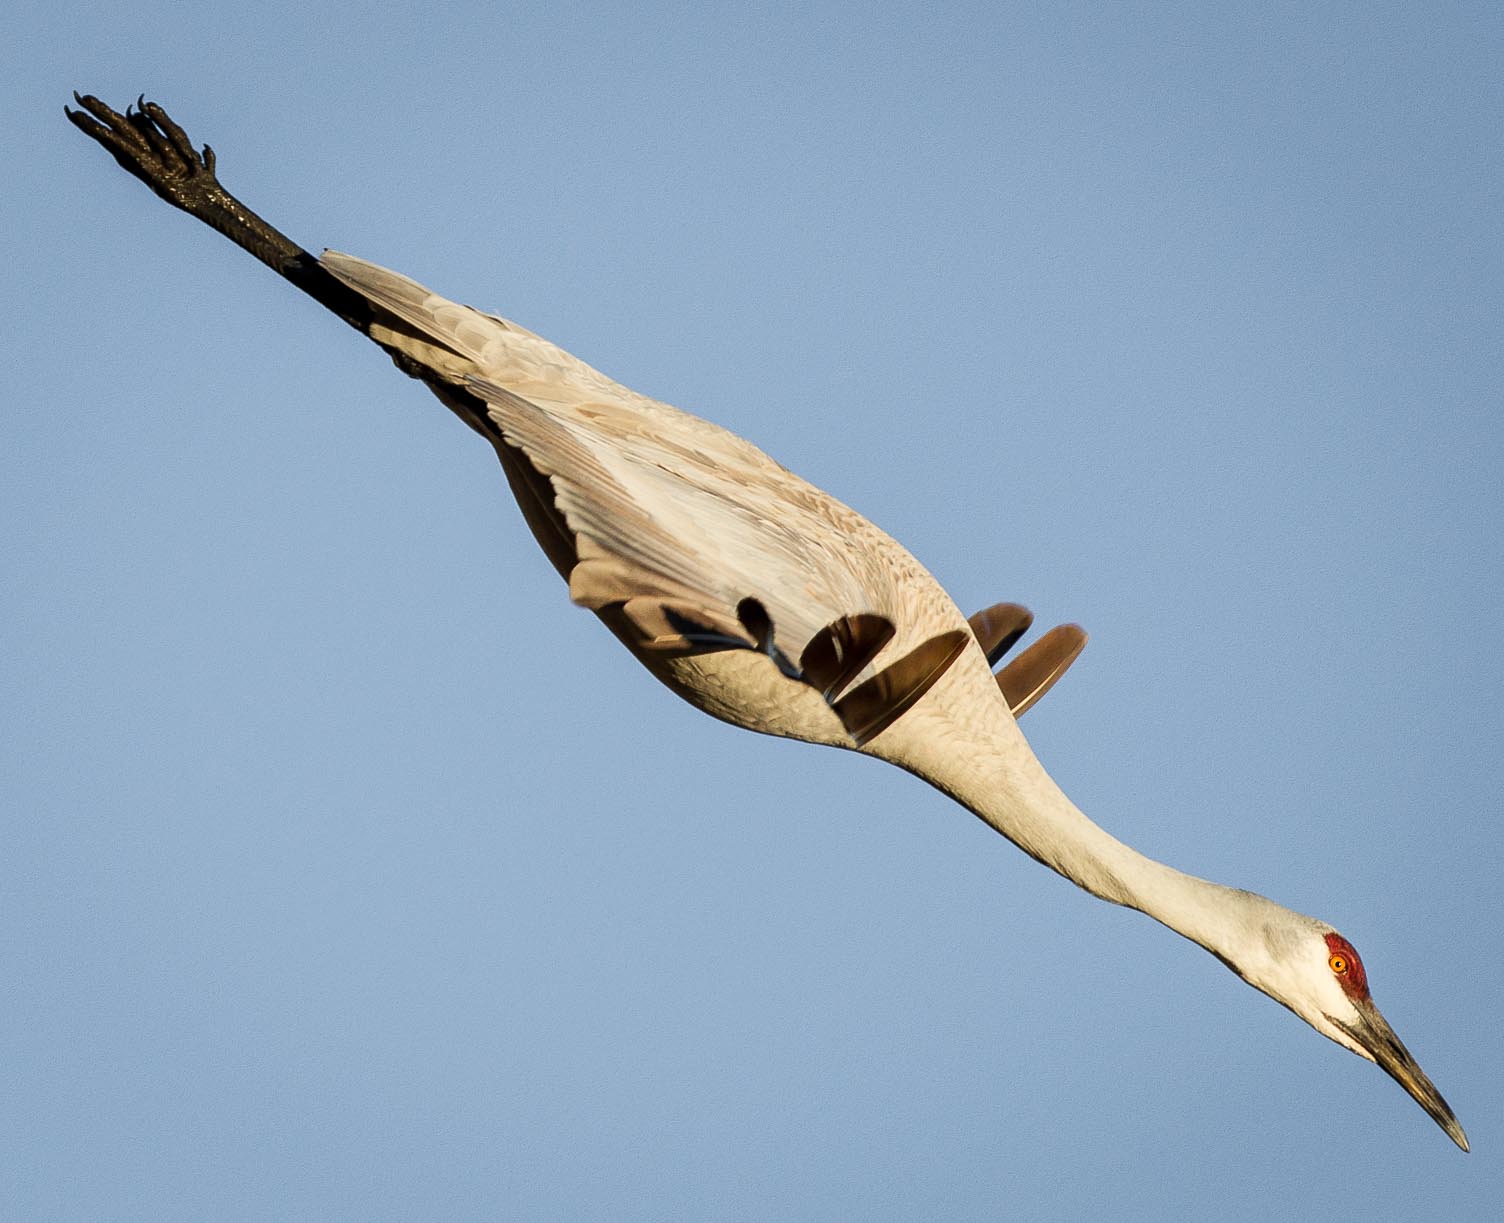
[{"left": 6, "top": 2, "right": 1502, "bottom": 1218}]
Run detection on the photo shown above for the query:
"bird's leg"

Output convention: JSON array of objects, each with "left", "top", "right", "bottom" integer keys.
[{"left": 65, "top": 93, "right": 371, "bottom": 334}]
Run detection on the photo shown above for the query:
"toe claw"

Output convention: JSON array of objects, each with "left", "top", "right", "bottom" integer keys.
[{"left": 143, "top": 99, "right": 197, "bottom": 165}]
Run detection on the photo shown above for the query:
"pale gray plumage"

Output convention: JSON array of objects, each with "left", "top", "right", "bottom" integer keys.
[{"left": 64, "top": 92, "right": 1468, "bottom": 1151}]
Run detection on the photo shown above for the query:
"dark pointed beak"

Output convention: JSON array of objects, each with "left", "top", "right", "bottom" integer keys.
[{"left": 1335, "top": 999, "right": 1468, "bottom": 1152}]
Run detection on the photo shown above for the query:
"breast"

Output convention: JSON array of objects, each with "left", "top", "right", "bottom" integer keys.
[{"left": 652, "top": 648, "right": 860, "bottom": 746}]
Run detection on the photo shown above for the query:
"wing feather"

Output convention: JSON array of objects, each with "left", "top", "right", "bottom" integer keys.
[
  {"left": 995, "top": 624, "right": 1088, "bottom": 716},
  {"left": 321, "top": 250, "right": 978, "bottom": 742}
]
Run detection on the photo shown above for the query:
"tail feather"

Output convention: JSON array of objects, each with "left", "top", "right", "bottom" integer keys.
[{"left": 320, "top": 250, "right": 516, "bottom": 378}]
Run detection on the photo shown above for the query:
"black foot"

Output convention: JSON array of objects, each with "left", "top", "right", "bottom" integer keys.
[
  {"left": 67, "top": 92, "right": 371, "bottom": 332},
  {"left": 66, "top": 93, "right": 225, "bottom": 217}
]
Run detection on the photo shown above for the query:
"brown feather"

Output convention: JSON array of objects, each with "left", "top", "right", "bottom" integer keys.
[
  {"left": 996, "top": 624, "right": 1087, "bottom": 716},
  {"left": 834, "top": 629, "right": 970, "bottom": 746},
  {"left": 799, "top": 614, "right": 896, "bottom": 700},
  {"left": 967, "top": 602, "right": 1034, "bottom": 667},
  {"left": 624, "top": 598, "right": 752, "bottom": 652}
]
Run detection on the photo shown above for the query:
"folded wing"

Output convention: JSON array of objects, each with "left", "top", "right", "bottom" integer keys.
[{"left": 322, "top": 249, "right": 975, "bottom": 746}]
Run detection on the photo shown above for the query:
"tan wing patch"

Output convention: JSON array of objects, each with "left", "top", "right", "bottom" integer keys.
[{"left": 568, "top": 548, "right": 756, "bottom": 653}]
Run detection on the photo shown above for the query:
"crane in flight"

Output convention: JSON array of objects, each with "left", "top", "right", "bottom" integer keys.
[{"left": 65, "top": 92, "right": 1467, "bottom": 1151}]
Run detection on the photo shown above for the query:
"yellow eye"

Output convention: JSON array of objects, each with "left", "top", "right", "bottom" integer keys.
[{"left": 1330, "top": 954, "right": 1348, "bottom": 974}]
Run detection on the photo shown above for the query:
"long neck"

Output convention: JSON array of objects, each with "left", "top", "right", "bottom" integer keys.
[{"left": 875, "top": 674, "right": 1254, "bottom": 960}]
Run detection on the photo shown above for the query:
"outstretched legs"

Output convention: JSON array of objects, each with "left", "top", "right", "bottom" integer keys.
[{"left": 66, "top": 93, "right": 370, "bottom": 333}]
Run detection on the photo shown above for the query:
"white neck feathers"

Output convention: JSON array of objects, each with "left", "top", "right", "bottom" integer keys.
[{"left": 873, "top": 669, "right": 1270, "bottom": 964}]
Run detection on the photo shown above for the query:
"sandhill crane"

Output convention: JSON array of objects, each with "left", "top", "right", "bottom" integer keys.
[{"left": 65, "top": 92, "right": 1467, "bottom": 1151}]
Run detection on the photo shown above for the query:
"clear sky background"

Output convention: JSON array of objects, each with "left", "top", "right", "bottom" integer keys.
[{"left": 5, "top": 3, "right": 1501, "bottom": 1219}]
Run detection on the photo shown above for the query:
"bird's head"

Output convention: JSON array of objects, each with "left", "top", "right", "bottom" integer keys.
[{"left": 1220, "top": 906, "right": 1468, "bottom": 1151}]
